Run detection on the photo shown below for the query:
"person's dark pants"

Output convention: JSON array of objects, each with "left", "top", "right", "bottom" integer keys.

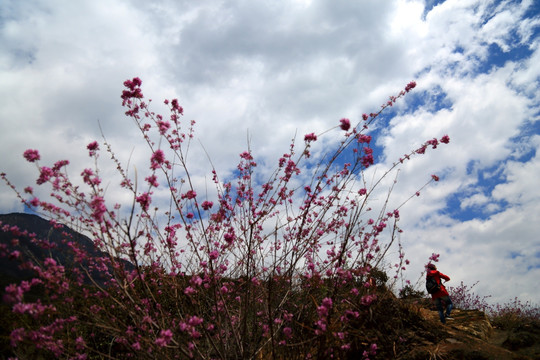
[{"left": 435, "top": 296, "right": 453, "bottom": 324}]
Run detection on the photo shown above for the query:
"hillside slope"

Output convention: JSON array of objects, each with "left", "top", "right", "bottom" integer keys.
[{"left": 399, "top": 301, "right": 540, "bottom": 360}]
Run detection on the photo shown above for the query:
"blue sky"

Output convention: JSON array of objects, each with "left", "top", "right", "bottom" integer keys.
[{"left": 1, "top": 0, "right": 539, "bottom": 306}]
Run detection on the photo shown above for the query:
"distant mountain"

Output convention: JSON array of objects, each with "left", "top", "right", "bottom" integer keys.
[{"left": 0, "top": 212, "right": 133, "bottom": 289}]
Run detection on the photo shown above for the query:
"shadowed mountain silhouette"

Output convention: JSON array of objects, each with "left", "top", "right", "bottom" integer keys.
[{"left": 0, "top": 212, "right": 133, "bottom": 289}]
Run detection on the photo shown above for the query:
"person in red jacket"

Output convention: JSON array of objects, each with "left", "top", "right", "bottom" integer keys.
[{"left": 426, "top": 263, "right": 454, "bottom": 324}]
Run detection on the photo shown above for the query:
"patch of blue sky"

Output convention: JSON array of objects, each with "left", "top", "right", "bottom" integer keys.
[
  {"left": 444, "top": 191, "right": 502, "bottom": 222},
  {"left": 523, "top": 1, "right": 540, "bottom": 22},
  {"left": 405, "top": 87, "right": 453, "bottom": 113},
  {"left": 476, "top": 42, "right": 534, "bottom": 75},
  {"left": 509, "top": 251, "right": 523, "bottom": 259},
  {"left": 499, "top": 117, "right": 540, "bottom": 165},
  {"left": 23, "top": 204, "right": 38, "bottom": 216},
  {"left": 440, "top": 159, "right": 510, "bottom": 222}
]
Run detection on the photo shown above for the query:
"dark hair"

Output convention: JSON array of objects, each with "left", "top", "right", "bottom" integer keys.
[{"left": 427, "top": 263, "right": 437, "bottom": 270}]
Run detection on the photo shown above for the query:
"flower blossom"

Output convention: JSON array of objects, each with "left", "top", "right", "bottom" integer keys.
[
  {"left": 90, "top": 196, "right": 107, "bottom": 222},
  {"left": 201, "top": 201, "right": 213, "bottom": 210},
  {"left": 183, "top": 190, "right": 197, "bottom": 200},
  {"left": 357, "top": 134, "right": 372, "bottom": 144},
  {"left": 157, "top": 120, "right": 171, "bottom": 135},
  {"left": 23, "top": 149, "right": 40, "bottom": 162},
  {"left": 339, "top": 118, "right": 351, "bottom": 131},
  {"left": 36, "top": 167, "right": 53, "bottom": 185},
  {"left": 283, "top": 327, "right": 292, "bottom": 338},
  {"left": 87, "top": 141, "right": 99, "bottom": 156},
  {"left": 150, "top": 150, "right": 165, "bottom": 170},
  {"left": 304, "top": 133, "right": 317, "bottom": 142},
  {"left": 136, "top": 192, "right": 152, "bottom": 211},
  {"left": 145, "top": 174, "right": 159, "bottom": 187},
  {"left": 209, "top": 250, "right": 219, "bottom": 260},
  {"left": 405, "top": 81, "right": 416, "bottom": 92},
  {"left": 155, "top": 329, "right": 173, "bottom": 347}
]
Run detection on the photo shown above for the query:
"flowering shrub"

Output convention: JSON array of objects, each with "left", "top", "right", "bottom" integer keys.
[
  {"left": 489, "top": 298, "right": 540, "bottom": 330},
  {"left": 446, "top": 281, "right": 492, "bottom": 313},
  {"left": 0, "top": 78, "right": 451, "bottom": 359}
]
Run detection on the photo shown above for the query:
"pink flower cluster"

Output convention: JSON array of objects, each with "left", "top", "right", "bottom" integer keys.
[
  {"left": 155, "top": 329, "right": 173, "bottom": 347},
  {"left": 23, "top": 149, "right": 41, "bottom": 162},
  {"left": 339, "top": 118, "right": 351, "bottom": 131},
  {"left": 121, "top": 77, "right": 143, "bottom": 105}
]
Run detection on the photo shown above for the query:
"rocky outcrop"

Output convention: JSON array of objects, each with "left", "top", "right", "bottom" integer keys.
[{"left": 410, "top": 304, "right": 540, "bottom": 360}]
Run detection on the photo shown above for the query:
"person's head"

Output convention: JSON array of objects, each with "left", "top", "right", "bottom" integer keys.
[{"left": 427, "top": 263, "right": 437, "bottom": 270}]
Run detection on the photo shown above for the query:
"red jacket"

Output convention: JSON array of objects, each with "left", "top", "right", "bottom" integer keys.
[{"left": 427, "top": 269, "right": 450, "bottom": 299}]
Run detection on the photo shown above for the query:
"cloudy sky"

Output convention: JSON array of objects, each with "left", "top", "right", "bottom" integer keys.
[{"left": 1, "top": 0, "right": 539, "bottom": 306}]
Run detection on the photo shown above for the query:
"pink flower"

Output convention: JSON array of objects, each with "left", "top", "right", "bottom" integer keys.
[
  {"left": 171, "top": 98, "right": 183, "bottom": 114},
  {"left": 188, "top": 316, "right": 203, "bottom": 327},
  {"left": 440, "top": 135, "right": 450, "bottom": 144},
  {"left": 186, "top": 212, "right": 194, "bottom": 219},
  {"left": 150, "top": 150, "right": 165, "bottom": 170},
  {"left": 361, "top": 153, "right": 374, "bottom": 168},
  {"left": 145, "top": 174, "right": 159, "bottom": 187},
  {"left": 405, "top": 81, "right": 416, "bottom": 92},
  {"left": 121, "top": 78, "right": 144, "bottom": 104},
  {"left": 240, "top": 151, "right": 253, "bottom": 160},
  {"left": 155, "top": 329, "right": 173, "bottom": 347},
  {"left": 81, "top": 168, "right": 101, "bottom": 185},
  {"left": 429, "top": 253, "right": 440, "bottom": 262},
  {"left": 416, "top": 145, "right": 427, "bottom": 154},
  {"left": 184, "top": 286, "right": 196, "bottom": 295},
  {"left": 339, "top": 118, "right": 351, "bottom": 131},
  {"left": 362, "top": 113, "right": 369, "bottom": 121},
  {"left": 90, "top": 196, "right": 107, "bottom": 222},
  {"left": 44, "top": 257, "right": 57, "bottom": 267},
  {"left": 357, "top": 134, "right": 372, "bottom": 144},
  {"left": 361, "top": 294, "right": 377, "bottom": 306},
  {"left": 36, "top": 166, "right": 53, "bottom": 184},
  {"left": 224, "top": 232, "right": 235, "bottom": 244},
  {"left": 75, "top": 336, "right": 86, "bottom": 351},
  {"left": 209, "top": 250, "right": 219, "bottom": 260},
  {"left": 304, "top": 133, "right": 317, "bottom": 142},
  {"left": 370, "top": 343, "right": 378, "bottom": 355},
  {"left": 87, "top": 141, "right": 99, "bottom": 152},
  {"left": 157, "top": 120, "right": 171, "bottom": 135},
  {"left": 358, "top": 188, "right": 367, "bottom": 196},
  {"left": 184, "top": 190, "right": 197, "bottom": 200},
  {"left": 283, "top": 327, "right": 292, "bottom": 338},
  {"left": 10, "top": 328, "right": 25, "bottom": 347},
  {"left": 431, "top": 174, "right": 440, "bottom": 181},
  {"left": 23, "top": 149, "right": 40, "bottom": 162},
  {"left": 136, "top": 192, "right": 152, "bottom": 211},
  {"left": 201, "top": 201, "right": 213, "bottom": 210}
]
